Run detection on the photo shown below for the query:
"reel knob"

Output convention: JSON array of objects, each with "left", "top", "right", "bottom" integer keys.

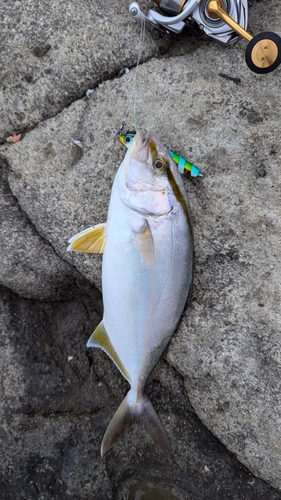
[{"left": 245, "top": 32, "right": 281, "bottom": 74}]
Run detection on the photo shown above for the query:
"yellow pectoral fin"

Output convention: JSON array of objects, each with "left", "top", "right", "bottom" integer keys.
[
  {"left": 132, "top": 222, "right": 154, "bottom": 264},
  {"left": 87, "top": 321, "right": 130, "bottom": 383},
  {"left": 67, "top": 223, "right": 106, "bottom": 253}
]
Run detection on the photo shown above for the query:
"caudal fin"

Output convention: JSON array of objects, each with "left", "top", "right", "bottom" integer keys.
[{"left": 101, "top": 391, "right": 171, "bottom": 459}]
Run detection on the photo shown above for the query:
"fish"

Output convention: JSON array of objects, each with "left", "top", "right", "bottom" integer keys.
[
  {"left": 68, "top": 131, "right": 194, "bottom": 458},
  {"left": 119, "top": 131, "right": 203, "bottom": 177}
]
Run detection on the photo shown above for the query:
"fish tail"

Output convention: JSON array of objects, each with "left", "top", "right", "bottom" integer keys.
[{"left": 101, "top": 390, "right": 171, "bottom": 459}]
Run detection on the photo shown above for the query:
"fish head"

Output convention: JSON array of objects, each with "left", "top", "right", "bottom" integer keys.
[{"left": 117, "top": 131, "right": 185, "bottom": 218}]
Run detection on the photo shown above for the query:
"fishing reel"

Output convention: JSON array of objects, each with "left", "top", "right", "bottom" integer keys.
[{"left": 129, "top": 0, "right": 281, "bottom": 74}]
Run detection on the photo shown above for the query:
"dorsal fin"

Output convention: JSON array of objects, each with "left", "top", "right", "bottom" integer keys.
[
  {"left": 87, "top": 321, "right": 130, "bottom": 383},
  {"left": 67, "top": 223, "right": 106, "bottom": 253}
]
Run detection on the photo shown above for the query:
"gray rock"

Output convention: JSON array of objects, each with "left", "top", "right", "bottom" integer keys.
[
  {"left": 1, "top": 286, "right": 281, "bottom": 500},
  {"left": 1, "top": 0, "right": 281, "bottom": 497},
  {"left": 1, "top": 159, "right": 95, "bottom": 300},
  {"left": 0, "top": 0, "right": 169, "bottom": 142}
]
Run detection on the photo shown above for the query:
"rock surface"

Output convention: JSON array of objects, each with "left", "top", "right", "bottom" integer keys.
[
  {"left": 0, "top": 0, "right": 169, "bottom": 142},
  {"left": 1, "top": 0, "right": 281, "bottom": 498}
]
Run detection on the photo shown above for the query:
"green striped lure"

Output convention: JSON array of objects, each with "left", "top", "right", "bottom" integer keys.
[{"left": 118, "top": 131, "right": 203, "bottom": 178}]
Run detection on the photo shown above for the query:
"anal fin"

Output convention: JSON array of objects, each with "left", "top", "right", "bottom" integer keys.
[
  {"left": 87, "top": 321, "right": 130, "bottom": 383},
  {"left": 67, "top": 223, "right": 106, "bottom": 253}
]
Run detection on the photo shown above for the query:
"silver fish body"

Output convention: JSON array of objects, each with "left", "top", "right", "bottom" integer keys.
[{"left": 68, "top": 132, "right": 193, "bottom": 457}]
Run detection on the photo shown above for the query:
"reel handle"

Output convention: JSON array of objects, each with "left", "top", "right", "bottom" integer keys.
[
  {"left": 206, "top": 0, "right": 281, "bottom": 74},
  {"left": 207, "top": 0, "right": 252, "bottom": 42}
]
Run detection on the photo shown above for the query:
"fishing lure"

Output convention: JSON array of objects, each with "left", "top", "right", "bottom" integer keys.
[{"left": 119, "top": 131, "right": 203, "bottom": 178}]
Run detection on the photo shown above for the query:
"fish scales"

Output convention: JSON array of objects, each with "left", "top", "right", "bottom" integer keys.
[
  {"left": 68, "top": 131, "right": 193, "bottom": 457},
  {"left": 104, "top": 189, "right": 190, "bottom": 390}
]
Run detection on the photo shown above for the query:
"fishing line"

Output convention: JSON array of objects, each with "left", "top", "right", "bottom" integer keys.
[
  {"left": 113, "top": 13, "right": 147, "bottom": 136},
  {"left": 129, "top": 104, "right": 159, "bottom": 135}
]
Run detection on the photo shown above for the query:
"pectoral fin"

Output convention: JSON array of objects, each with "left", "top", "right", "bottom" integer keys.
[
  {"left": 132, "top": 222, "right": 154, "bottom": 264},
  {"left": 87, "top": 321, "right": 130, "bottom": 383},
  {"left": 67, "top": 223, "right": 106, "bottom": 253}
]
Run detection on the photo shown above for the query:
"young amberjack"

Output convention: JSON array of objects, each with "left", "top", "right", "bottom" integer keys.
[{"left": 68, "top": 132, "right": 194, "bottom": 458}]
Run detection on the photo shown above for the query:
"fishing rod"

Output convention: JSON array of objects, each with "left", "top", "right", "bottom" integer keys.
[{"left": 129, "top": 0, "right": 281, "bottom": 74}]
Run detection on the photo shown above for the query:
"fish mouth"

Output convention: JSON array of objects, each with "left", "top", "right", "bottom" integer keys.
[
  {"left": 127, "top": 131, "right": 150, "bottom": 162},
  {"left": 124, "top": 181, "right": 174, "bottom": 217},
  {"left": 125, "top": 181, "right": 165, "bottom": 193},
  {"left": 125, "top": 202, "right": 174, "bottom": 218},
  {"left": 128, "top": 132, "right": 163, "bottom": 162}
]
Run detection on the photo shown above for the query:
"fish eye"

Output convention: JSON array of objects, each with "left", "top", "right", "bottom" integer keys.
[
  {"left": 125, "top": 136, "right": 131, "bottom": 143},
  {"left": 153, "top": 157, "right": 168, "bottom": 173}
]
